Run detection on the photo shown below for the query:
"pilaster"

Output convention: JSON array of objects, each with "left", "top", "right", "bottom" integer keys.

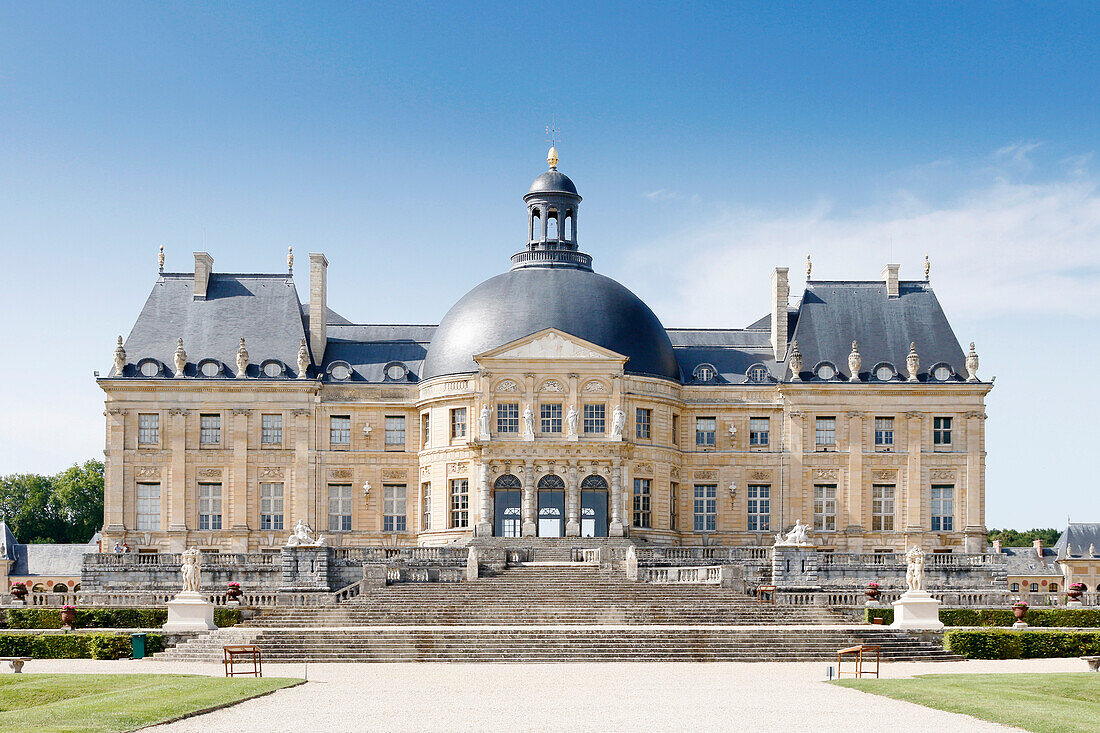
[
  {"left": 845, "top": 411, "right": 864, "bottom": 536},
  {"left": 292, "top": 409, "right": 311, "bottom": 529},
  {"left": 522, "top": 460, "right": 536, "bottom": 536},
  {"left": 566, "top": 460, "right": 580, "bottom": 536},
  {"left": 964, "top": 410, "right": 986, "bottom": 552},
  {"left": 103, "top": 408, "right": 127, "bottom": 535},
  {"left": 904, "top": 411, "right": 923, "bottom": 535},
  {"left": 609, "top": 459, "right": 624, "bottom": 537},
  {"left": 475, "top": 458, "right": 492, "bottom": 536}
]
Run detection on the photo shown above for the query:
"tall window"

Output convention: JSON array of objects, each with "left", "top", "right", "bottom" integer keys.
[
  {"left": 872, "top": 485, "right": 894, "bottom": 531},
  {"left": 383, "top": 484, "right": 407, "bottom": 533},
  {"left": 138, "top": 413, "right": 159, "bottom": 445},
  {"left": 200, "top": 414, "right": 221, "bottom": 445},
  {"left": 260, "top": 483, "right": 284, "bottom": 531},
  {"left": 636, "top": 408, "right": 652, "bottom": 440},
  {"left": 874, "top": 417, "right": 894, "bottom": 450},
  {"left": 670, "top": 482, "right": 678, "bottom": 531},
  {"left": 261, "top": 414, "right": 283, "bottom": 445},
  {"left": 815, "top": 417, "right": 836, "bottom": 449},
  {"left": 672, "top": 414, "right": 680, "bottom": 445},
  {"left": 633, "top": 478, "right": 651, "bottom": 528},
  {"left": 541, "top": 403, "right": 562, "bottom": 433},
  {"left": 421, "top": 413, "right": 430, "bottom": 448},
  {"left": 328, "top": 484, "right": 352, "bottom": 532},
  {"left": 695, "top": 417, "right": 716, "bottom": 447},
  {"left": 497, "top": 403, "right": 519, "bottom": 434},
  {"left": 583, "top": 404, "right": 605, "bottom": 434},
  {"left": 385, "top": 415, "right": 405, "bottom": 448},
  {"left": 450, "top": 408, "right": 467, "bottom": 440},
  {"left": 813, "top": 484, "right": 837, "bottom": 531},
  {"left": 747, "top": 485, "right": 770, "bottom": 532},
  {"left": 450, "top": 479, "right": 469, "bottom": 528},
  {"left": 136, "top": 483, "right": 160, "bottom": 530},
  {"left": 931, "top": 485, "right": 954, "bottom": 531},
  {"left": 693, "top": 484, "right": 717, "bottom": 532},
  {"left": 934, "top": 417, "right": 952, "bottom": 447},
  {"left": 421, "top": 483, "right": 431, "bottom": 531},
  {"left": 749, "top": 417, "right": 769, "bottom": 447},
  {"left": 330, "top": 415, "right": 351, "bottom": 446},
  {"left": 198, "top": 483, "right": 222, "bottom": 530}
]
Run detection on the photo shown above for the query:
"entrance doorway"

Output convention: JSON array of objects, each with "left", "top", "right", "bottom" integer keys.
[
  {"left": 493, "top": 475, "right": 522, "bottom": 537},
  {"left": 581, "top": 475, "right": 609, "bottom": 537},
  {"left": 537, "top": 475, "right": 565, "bottom": 537}
]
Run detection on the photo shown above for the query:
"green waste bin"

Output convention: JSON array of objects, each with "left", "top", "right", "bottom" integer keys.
[{"left": 131, "top": 633, "right": 146, "bottom": 659}]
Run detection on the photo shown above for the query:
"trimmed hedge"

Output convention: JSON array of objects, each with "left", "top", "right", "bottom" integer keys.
[
  {"left": 0, "top": 632, "right": 165, "bottom": 659},
  {"left": 945, "top": 629, "right": 1100, "bottom": 659},
  {"left": 1, "top": 607, "right": 241, "bottom": 630},
  {"left": 864, "top": 607, "right": 1100, "bottom": 628}
]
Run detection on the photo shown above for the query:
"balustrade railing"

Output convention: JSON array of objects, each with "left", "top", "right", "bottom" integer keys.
[{"left": 640, "top": 565, "right": 722, "bottom": 584}]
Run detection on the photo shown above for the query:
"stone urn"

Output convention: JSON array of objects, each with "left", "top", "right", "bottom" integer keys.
[
  {"left": 226, "top": 583, "right": 242, "bottom": 601},
  {"left": 9, "top": 584, "right": 27, "bottom": 601},
  {"left": 1012, "top": 602, "right": 1028, "bottom": 628},
  {"left": 865, "top": 584, "right": 881, "bottom": 602},
  {"left": 60, "top": 606, "right": 77, "bottom": 629},
  {"left": 1067, "top": 583, "right": 1085, "bottom": 602}
]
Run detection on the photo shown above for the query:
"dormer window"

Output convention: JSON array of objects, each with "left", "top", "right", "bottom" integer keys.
[
  {"left": 694, "top": 364, "right": 717, "bottom": 382},
  {"left": 138, "top": 359, "right": 161, "bottom": 377},
  {"left": 931, "top": 364, "right": 954, "bottom": 382},
  {"left": 262, "top": 361, "right": 284, "bottom": 378},
  {"left": 329, "top": 362, "right": 352, "bottom": 381},
  {"left": 815, "top": 362, "right": 837, "bottom": 380},
  {"left": 746, "top": 364, "right": 769, "bottom": 383},
  {"left": 873, "top": 363, "right": 896, "bottom": 382},
  {"left": 385, "top": 362, "right": 408, "bottom": 381},
  {"left": 199, "top": 360, "right": 221, "bottom": 377}
]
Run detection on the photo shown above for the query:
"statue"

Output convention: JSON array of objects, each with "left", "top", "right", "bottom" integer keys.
[
  {"left": 610, "top": 406, "right": 626, "bottom": 439},
  {"left": 566, "top": 405, "right": 579, "bottom": 438},
  {"left": 788, "top": 340, "right": 802, "bottom": 381},
  {"left": 180, "top": 547, "right": 201, "bottom": 593},
  {"left": 236, "top": 338, "right": 249, "bottom": 378},
  {"left": 113, "top": 336, "right": 126, "bottom": 376},
  {"left": 297, "top": 338, "right": 310, "bottom": 379},
  {"left": 774, "top": 519, "right": 813, "bottom": 547},
  {"left": 479, "top": 404, "right": 492, "bottom": 439},
  {"left": 522, "top": 404, "right": 535, "bottom": 440},
  {"left": 173, "top": 338, "right": 187, "bottom": 378},
  {"left": 848, "top": 340, "right": 861, "bottom": 381},
  {"left": 728, "top": 423, "right": 737, "bottom": 439},
  {"left": 285, "top": 519, "right": 326, "bottom": 547},
  {"left": 906, "top": 342, "right": 920, "bottom": 382},
  {"left": 905, "top": 546, "right": 926, "bottom": 592},
  {"left": 966, "top": 342, "right": 979, "bottom": 382}
]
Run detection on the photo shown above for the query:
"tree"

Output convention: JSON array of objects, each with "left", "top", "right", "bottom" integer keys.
[
  {"left": 0, "top": 460, "right": 104, "bottom": 544},
  {"left": 53, "top": 460, "right": 104, "bottom": 543},
  {"left": 987, "top": 528, "right": 1061, "bottom": 547}
]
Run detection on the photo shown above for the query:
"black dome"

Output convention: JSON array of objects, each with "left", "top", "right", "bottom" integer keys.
[
  {"left": 527, "top": 170, "right": 579, "bottom": 196},
  {"left": 422, "top": 268, "right": 681, "bottom": 381}
]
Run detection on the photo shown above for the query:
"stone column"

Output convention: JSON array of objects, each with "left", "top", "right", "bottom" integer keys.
[
  {"left": 609, "top": 460, "right": 624, "bottom": 537},
  {"left": 964, "top": 411, "right": 986, "bottom": 552},
  {"left": 292, "top": 409, "right": 311, "bottom": 530},
  {"left": 522, "top": 460, "right": 536, "bottom": 536},
  {"left": 566, "top": 461, "right": 580, "bottom": 536},
  {"left": 230, "top": 409, "right": 250, "bottom": 551},
  {"left": 904, "top": 412, "right": 924, "bottom": 537},
  {"left": 475, "top": 459, "right": 492, "bottom": 537},
  {"left": 845, "top": 411, "right": 864, "bottom": 548}
]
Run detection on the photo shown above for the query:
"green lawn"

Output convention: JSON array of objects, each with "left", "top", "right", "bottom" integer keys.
[
  {"left": 834, "top": 673, "right": 1100, "bottom": 733},
  {"left": 0, "top": 673, "right": 302, "bottom": 733}
]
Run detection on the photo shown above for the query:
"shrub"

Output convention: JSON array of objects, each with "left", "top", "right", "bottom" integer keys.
[
  {"left": 0, "top": 632, "right": 160, "bottom": 659},
  {"left": 864, "top": 609, "right": 894, "bottom": 624},
  {"left": 866, "top": 608, "right": 1100, "bottom": 628},
  {"left": 945, "top": 629, "right": 1100, "bottom": 659},
  {"left": 3, "top": 607, "right": 241, "bottom": 630}
]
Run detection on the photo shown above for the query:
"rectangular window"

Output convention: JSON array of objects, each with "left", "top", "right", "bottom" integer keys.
[
  {"left": 872, "top": 485, "right": 894, "bottom": 532},
  {"left": 138, "top": 413, "right": 159, "bottom": 445},
  {"left": 693, "top": 484, "right": 717, "bottom": 532},
  {"left": 583, "top": 403, "right": 606, "bottom": 434},
  {"left": 421, "top": 482, "right": 431, "bottom": 531},
  {"left": 931, "top": 485, "right": 954, "bottom": 531},
  {"left": 197, "top": 483, "right": 222, "bottom": 530},
  {"left": 813, "top": 484, "right": 837, "bottom": 532},
  {"left": 330, "top": 415, "right": 351, "bottom": 446},
  {"left": 450, "top": 408, "right": 467, "bottom": 440},
  {"left": 450, "top": 479, "right": 469, "bottom": 528},
  {"left": 260, "top": 482, "right": 284, "bottom": 531},
  {"left": 747, "top": 485, "right": 770, "bottom": 532},
  {"left": 385, "top": 415, "right": 405, "bottom": 448},
  {"left": 632, "top": 478, "right": 651, "bottom": 528},
  {"left": 636, "top": 408, "right": 652, "bottom": 440},
  {"left": 327, "top": 484, "right": 352, "bottom": 532},
  {"left": 874, "top": 417, "right": 894, "bottom": 450},
  {"left": 695, "top": 417, "right": 716, "bottom": 447},
  {"left": 136, "top": 483, "right": 160, "bottom": 530},
  {"left": 934, "top": 417, "right": 952, "bottom": 447},
  {"left": 421, "top": 413, "right": 430, "bottom": 448},
  {"left": 261, "top": 414, "right": 283, "bottom": 445},
  {"left": 383, "top": 484, "right": 407, "bottom": 533},
  {"left": 669, "top": 482, "right": 678, "bottom": 531},
  {"left": 749, "top": 417, "right": 769, "bottom": 447},
  {"left": 815, "top": 417, "right": 836, "bottom": 449},
  {"left": 541, "top": 403, "right": 562, "bottom": 433},
  {"left": 497, "top": 403, "right": 519, "bottom": 434},
  {"left": 200, "top": 414, "right": 221, "bottom": 445},
  {"left": 672, "top": 414, "right": 680, "bottom": 445}
]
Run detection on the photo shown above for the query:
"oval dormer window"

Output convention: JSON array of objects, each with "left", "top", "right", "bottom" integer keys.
[
  {"left": 875, "top": 364, "right": 895, "bottom": 382},
  {"left": 139, "top": 360, "right": 160, "bottom": 377},
  {"left": 385, "top": 363, "right": 407, "bottom": 381},
  {"left": 200, "top": 361, "right": 221, "bottom": 377},
  {"left": 694, "top": 364, "right": 716, "bottom": 382},
  {"left": 330, "top": 364, "right": 351, "bottom": 381},
  {"left": 933, "top": 365, "right": 953, "bottom": 381},
  {"left": 262, "top": 361, "right": 283, "bottom": 378},
  {"left": 816, "top": 363, "right": 836, "bottom": 380},
  {"left": 747, "top": 364, "right": 769, "bottom": 383}
]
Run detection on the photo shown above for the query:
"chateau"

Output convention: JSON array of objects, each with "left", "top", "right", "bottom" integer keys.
[{"left": 99, "top": 148, "right": 992, "bottom": 556}]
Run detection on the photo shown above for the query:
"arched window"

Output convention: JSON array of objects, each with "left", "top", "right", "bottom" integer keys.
[
  {"left": 1029, "top": 583, "right": 1039, "bottom": 593},
  {"left": 530, "top": 209, "right": 541, "bottom": 240},
  {"left": 494, "top": 474, "right": 521, "bottom": 490},
  {"left": 547, "top": 210, "right": 558, "bottom": 240},
  {"left": 564, "top": 211, "right": 574, "bottom": 240},
  {"left": 747, "top": 364, "right": 769, "bottom": 383},
  {"left": 1049, "top": 583, "right": 1059, "bottom": 593},
  {"left": 581, "top": 474, "right": 607, "bottom": 490},
  {"left": 1010, "top": 582, "right": 1019, "bottom": 592},
  {"left": 694, "top": 364, "right": 717, "bottom": 382},
  {"left": 538, "top": 474, "right": 565, "bottom": 490},
  {"left": 52, "top": 583, "right": 68, "bottom": 593}
]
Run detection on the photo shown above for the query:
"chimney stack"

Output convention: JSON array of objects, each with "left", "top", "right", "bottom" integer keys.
[
  {"left": 309, "top": 253, "right": 328, "bottom": 362},
  {"left": 992, "top": 539, "right": 1002, "bottom": 554},
  {"left": 771, "top": 267, "right": 790, "bottom": 361},
  {"left": 882, "top": 263, "right": 900, "bottom": 298},
  {"left": 1033, "top": 538, "right": 1043, "bottom": 559},
  {"left": 193, "top": 252, "right": 213, "bottom": 300}
]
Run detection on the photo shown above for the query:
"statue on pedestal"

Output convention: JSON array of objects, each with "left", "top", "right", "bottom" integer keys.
[
  {"left": 479, "top": 404, "right": 492, "bottom": 439},
  {"left": 522, "top": 404, "right": 535, "bottom": 440},
  {"left": 610, "top": 406, "right": 626, "bottom": 439},
  {"left": 180, "top": 547, "right": 201, "bottom": 593},
  {"left": 774, "top": 519, "right": 813, "bottom": 547},
  {"left": 285, "top": 519, "right": 326, "bottom": 547},
  {"left": 565, "top": 405, "right": 579, "bottom": 438},
  {"left": 905, "top": 546, "right": 926, "bottom": 592}
]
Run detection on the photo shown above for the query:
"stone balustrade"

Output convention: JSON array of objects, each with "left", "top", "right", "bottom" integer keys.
[{"left": 640, "top": 566, "right": 723, "bottom": 584}]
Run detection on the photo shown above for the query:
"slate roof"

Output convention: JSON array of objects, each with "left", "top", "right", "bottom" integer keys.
[
  {"left": 786, "top": 281, "right": 967, "bottom": 382},
  {"left": 0, "top": 522, "right": 95, "bottom": 578},
  {"left": 1054, "top": 523, "right": 1100, "bottom": 560},
  {"left": 1001, "top": 547, "right": 1062, "bottom": 577},
  {"left": 324, "top": 324, "right": 435, "bottom": 383}
]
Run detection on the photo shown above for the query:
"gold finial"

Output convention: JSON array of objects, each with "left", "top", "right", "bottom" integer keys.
[
  {"left": 546, "top": 117, "right": 560, "bottom": 169},
  {"left": 806, "top": 254, "right": 812, "bottom": 279},
  {"left": 287, "top": 246, "right": 294, "bottom": 273},
  {"left": 924, "top": 254, "right": 930, "bottom": 280},
  {"left": 547, "top": 146, "right": 559, "bottom": 169},
  {"left": 158, "top": 245, "right": 165, "bottom": 273}
]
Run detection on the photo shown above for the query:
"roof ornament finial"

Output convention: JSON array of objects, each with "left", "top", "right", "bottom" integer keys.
[
  {"left": 113, "top": 336, "right": 126, "bottom": 376},
  {"left": 806, "top": 254, "right": 812, "bottom": 279},
  {"left": 287, "top": 246, "right": 294, "bottom": 274},
  {"left": 966, "top": 342, "right": 979, "bottom": 381},
  {"left": 906, "top": 342, "right": 920, "bottom": 382},
  {"left": 174, "top": 338, "right": 187, "bottom": 378},
  {"left": 848, "top": 340, "right": 861, "bottom": 382},
  {"left": 924, "top": 254, "right": 930, "bottom": 280},
  {"left": 788, "top": 339, "right": 803, "bottom": 381},
  {"left": 545, "top": 116, "right": 560, "bottom": 169},
  {"left": 297, "top": 338, "right": 309, "bottom": 379},
  {"left": 236, "top": 338, "right": 249, "bottom": 379},
  {"left": 158, "top": 245, "right": 165, "bottom": 273}
]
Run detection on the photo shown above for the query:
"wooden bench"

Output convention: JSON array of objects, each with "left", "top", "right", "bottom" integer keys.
[
  {"left": 756, "top": 585, "right": 776, "bottom": 603},
  {"left": 223, "top": 645, "right": 263, "bottom": 678},
  {"left": 837, "top": 644, "right": 880, "bottom": 679},
  {"left": 1, "top": 657, "right": 32, "bottom": 674},
  {"left": 1083, "top": 656, "right": 1100, "bottom": 672}
]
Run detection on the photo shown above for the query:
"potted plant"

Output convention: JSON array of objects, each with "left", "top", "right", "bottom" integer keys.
[
  {"left": 60, "top": 605, "right": 77, "bottom": 630},
  {"left": 1067, "top": 583, "right": 1085, "bottom": 602},
  {"left": 1012, "top": 600, "right": 1028, "bottom": 626},
  {"left": 9, "top": 583, "right": 27, "bottom": 601},
  {"left": 865, "top": 582, "right": 881, "bottom": 601},
  {"left": 226, "top": 582, "right": 242, "bottom": 601}
]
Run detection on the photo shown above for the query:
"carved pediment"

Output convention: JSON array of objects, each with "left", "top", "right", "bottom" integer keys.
[{"left": 475, "top": 328, "right": 627, "bottom": 363}]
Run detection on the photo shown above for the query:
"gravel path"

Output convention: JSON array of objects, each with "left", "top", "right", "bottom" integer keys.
[{"left": 20, "top": 658, "right": 1087, "bottom": 732}]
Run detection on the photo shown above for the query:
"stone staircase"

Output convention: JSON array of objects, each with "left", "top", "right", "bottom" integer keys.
[{"left": 155, "top": 564, "right": 960, "bottom": 663}]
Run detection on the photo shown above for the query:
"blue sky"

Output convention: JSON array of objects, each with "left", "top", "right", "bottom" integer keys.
[{"left": 1, "top": 3, "right": 1098, "bottom": 527}]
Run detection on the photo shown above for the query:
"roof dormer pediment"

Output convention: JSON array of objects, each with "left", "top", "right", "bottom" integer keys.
[{"left": 474, "top": 328, "right": 628, "bottom": 365}]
